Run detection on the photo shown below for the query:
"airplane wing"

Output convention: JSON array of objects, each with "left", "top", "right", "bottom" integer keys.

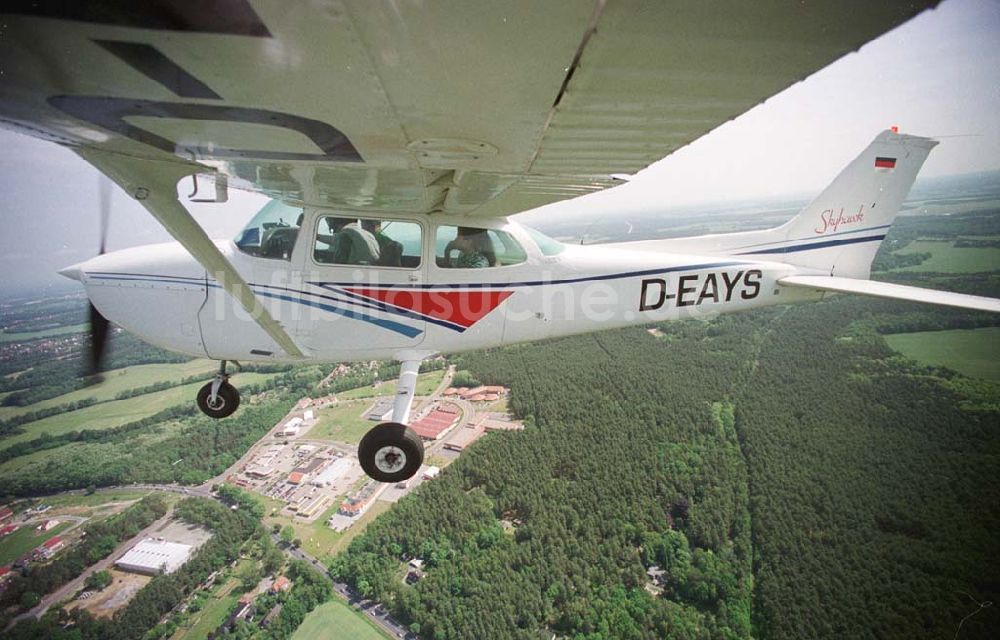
[
  {"left": 0, "top": 1, "right": 940, "bottom": 218},
  {"left": 0, "top": 1, "right": 940, "bottom": 356},
  {"left": 779, "top": 276, "right": 1000, "bottom": 314}
]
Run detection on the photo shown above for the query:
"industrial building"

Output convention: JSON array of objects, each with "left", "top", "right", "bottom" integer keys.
[
  {"left": 297, "top": 494, "right": 332, "bottom": 519},
  {"left": 365, "top": 397, "right": 394, "bottom": 421},
  {"left": 276, "top": 417, "right": 302, "bottom": 437},
  {"left": 310, "top": 457, "right": 354, "bottom": 487},
  {"left": 116, "top": 538, "right": 194, "bottom": 575}
]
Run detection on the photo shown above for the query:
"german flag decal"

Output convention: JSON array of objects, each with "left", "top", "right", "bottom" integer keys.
[{"left": 874, "top": 156, "right": 897, "bottom": 169}]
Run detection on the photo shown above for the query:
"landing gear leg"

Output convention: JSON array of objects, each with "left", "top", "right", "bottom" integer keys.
[
  {"left": 197, "top": 360, "right": 241, "bottom": 419},
  {"left": 358, "top": 360, "right": 424, "bottom": 482}
]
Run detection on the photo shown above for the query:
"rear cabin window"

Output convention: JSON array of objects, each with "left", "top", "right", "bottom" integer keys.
[
  {"left": 435, "top": 225, "right": 527, "bottom": 268},
  {"left": 313, "top": 216, "right": 422, "bottom": 268}
]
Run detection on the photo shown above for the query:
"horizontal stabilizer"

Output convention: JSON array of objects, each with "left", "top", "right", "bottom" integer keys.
[{"left": 779, "top": 276, "right": 1000, "bottom": 313}]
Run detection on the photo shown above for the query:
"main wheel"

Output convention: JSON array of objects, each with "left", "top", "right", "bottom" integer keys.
[
  {"left": 358, "top": 422, "right": 424, "bottom": 483},
  {"left": 196, "top": 381, "right": 240, "bottom": 419}
]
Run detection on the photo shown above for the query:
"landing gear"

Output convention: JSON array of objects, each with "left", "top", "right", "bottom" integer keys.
[
  {"left": 358, "top": 422, "right": 424, "bottom": 483},
  {"left": 358, "top": 358, "right": 427, "bottom": 483},
  {"left": 197, "top": 360, "right": 241, "bottom": 419}
]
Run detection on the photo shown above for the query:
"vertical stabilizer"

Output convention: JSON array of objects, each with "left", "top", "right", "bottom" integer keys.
[{"left": 769, "top": 129, "right": 937, "bottom": 278}]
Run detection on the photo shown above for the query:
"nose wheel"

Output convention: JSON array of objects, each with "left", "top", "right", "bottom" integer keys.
[
  {"left": 196, "top": 360, "right": 241, "bottom": 419},
  {"left": 358, "top": 422, "right": 424, "bottom": 483}
]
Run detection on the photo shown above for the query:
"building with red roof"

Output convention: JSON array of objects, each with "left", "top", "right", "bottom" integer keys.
[
  {"left": 271, "top": 575, "right": 292, "bottom": 593},
  {"left": 37, "top": 536, "right": 64, "bottom": 558},
  {"left": 0, "top": 506, "right": 12, "bottom": 522},
  {"left": 409, "top": 408, "right": 460, "bottom": 440}
]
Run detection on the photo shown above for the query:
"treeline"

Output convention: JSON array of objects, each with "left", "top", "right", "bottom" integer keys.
[
  {"left": 311, "top": 358, "right": 446, "bottom": 398},
  {"left": 335, "top": 317, "right": 767, "bottom": 639},
  {"left": 0, "top": 494, "right": 169, "bottom": 620},
  {"left": 0, "top": 397, "right": 101, "bottom": 437},
  {"left": 0, "top": 364, "right": 332, "bottom": 498},
  {"left": 7, "top": 497, "right": 263, "bottom": 640},
  {"left": 0, "top": 396, "right": 293, "bottom": 497}
]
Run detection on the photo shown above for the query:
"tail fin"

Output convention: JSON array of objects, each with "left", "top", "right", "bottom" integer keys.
[{"left": 767, "top": 130, "right": 937, "bottom": 278}]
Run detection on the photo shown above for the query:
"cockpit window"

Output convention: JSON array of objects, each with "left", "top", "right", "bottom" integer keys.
[
  {"left": 521, "top": 224, "right": 566, "bottom": 256},
  {"left": 234, "top": 200, "right": 304, "bottom": 261},
  {"left": 314, "top": 217, "right": 422, "bottom": 268},
  {"left": 436, "top": 225, "right": 527, "bottom": 268}
]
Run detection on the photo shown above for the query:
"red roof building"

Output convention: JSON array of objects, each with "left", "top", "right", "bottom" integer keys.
[
  {"left": 38, "top": 536, "right": 64, "bottom": 558},
  {"left": 0, "top": 506, "right": 12, "bottom": 522},
  {"left": 410, "top": 409, "right": 459, "bottom": 440},
  {"left": 287, "top": 471, "right": 305, "bottom": 485},
  {"left": 0, "top": 524, "right": 18, "bottom": 537},
  {"left": 271, "top": 575, "right": 292, "bottom": 593}
]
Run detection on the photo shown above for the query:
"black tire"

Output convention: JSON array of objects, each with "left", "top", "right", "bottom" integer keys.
[
  {"left": 358, "top": 422, "right": 424, "bottom": 483},
  {"left": 196, "top": 381, "right": 240, "bottom": 419}
]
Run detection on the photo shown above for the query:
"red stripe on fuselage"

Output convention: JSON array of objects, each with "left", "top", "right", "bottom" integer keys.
[{"left": 344, "top": 288, "right": 513, "bottom": 328}]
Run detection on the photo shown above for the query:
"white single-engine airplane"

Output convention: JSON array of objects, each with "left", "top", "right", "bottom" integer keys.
[{"left": 2, "top": 1, "right": 997, "bottom": 482}]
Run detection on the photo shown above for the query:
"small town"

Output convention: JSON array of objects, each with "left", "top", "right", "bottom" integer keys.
[{"left": 0, "top": 363, "right": 522, "bottom": 637}]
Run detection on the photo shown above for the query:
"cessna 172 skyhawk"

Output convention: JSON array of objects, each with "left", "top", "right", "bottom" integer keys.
[{"left": 2, "top": 1, "right": 997, "bottom": 482}]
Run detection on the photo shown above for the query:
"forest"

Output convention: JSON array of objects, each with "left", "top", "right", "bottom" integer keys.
[{"left": 334, "top": 289, "right": 998, "bottom": 638}]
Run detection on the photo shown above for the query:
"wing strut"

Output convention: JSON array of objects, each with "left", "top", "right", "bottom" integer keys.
[{"left": 75, "top": 148, "right": 304, "bottom": 358}]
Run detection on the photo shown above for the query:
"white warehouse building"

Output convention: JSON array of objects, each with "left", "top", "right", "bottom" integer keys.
[
  {"left": 310, "top": 457, "right": 355, "bottom": 487},
  {"left": 116, "top": 538, "right": 194, "bottom": 575}
]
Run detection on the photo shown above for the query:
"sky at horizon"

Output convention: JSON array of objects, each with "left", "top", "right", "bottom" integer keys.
[{"left": 0, "top": 0, "right": 998, "bottom": 293}]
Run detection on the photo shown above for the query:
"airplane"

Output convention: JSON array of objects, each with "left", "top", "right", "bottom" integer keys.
[{"left": 2, "top": 1, "right": 997, "bottom": 483}]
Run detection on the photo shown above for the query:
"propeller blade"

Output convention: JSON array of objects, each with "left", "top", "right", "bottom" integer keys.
[
  {"left": 86, "top": 176, "right": 114, "bottom": 376},
  {"left": 98, "top": 177, "right": 111, "bottom": 255},
  {"left": 87, "top": 302, "right": 110, "bottom": 376}
]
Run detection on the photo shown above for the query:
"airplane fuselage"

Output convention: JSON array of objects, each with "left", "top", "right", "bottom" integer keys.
[{"left": 73, "top": 212, "right": 822, "bottom": 364}]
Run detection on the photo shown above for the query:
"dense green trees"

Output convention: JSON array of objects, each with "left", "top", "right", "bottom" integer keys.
[
  {"left": 335, "top": 317, "right": 763, "bottom": 639},
  {"left": 335, "top": 289, "right": 997, "bottom": 638}
]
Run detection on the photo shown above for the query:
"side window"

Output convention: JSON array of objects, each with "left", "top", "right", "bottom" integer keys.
[
  {"left": 314, "top": 216, "right": 422, "bottom": 268},
  {"left": 436, "top": 225, "right": 527, "bottom": 268},
  {"left": 234, "top": 200, "right": 304, "bottom": 260}
]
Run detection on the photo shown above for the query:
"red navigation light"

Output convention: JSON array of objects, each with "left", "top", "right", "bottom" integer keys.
[{"left": 891, "top": 125, "right": 899, "bottom": 133}]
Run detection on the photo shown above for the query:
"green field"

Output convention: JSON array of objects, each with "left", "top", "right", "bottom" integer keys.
[
  {"left": 291, "top": 599, "right": 391, "bottom": 640},
  {"left": 886, "top": 327, "right": 1000, "bottom": 380},
  {"left": 0, "top": 372, "right": 279, "bottom": 449},
  {"left": 41, "top": 490, "right": 153, "bottom": 510},
  {"left": 894, "top": 240, "right": 1000, "bottom": 273},
  {"left": 0, "top": 360, "right": 219, "bottom": 420},
  {"left": 308, "top": 401, "right": 380, "bottom": 445},
  {"left": 336, "top": 370, "right": 446, "bottom": 400},
  {"left": 0, "top": 323, "right": 87, "bottom": 343},
  {"left": 0, "top": 521, "right": 73, "bottom": 565}
]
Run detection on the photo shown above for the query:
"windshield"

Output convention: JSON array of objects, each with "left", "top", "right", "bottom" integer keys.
[
  {"left": 234, "top": 200, "right": 304, "bottom": 260},
  {"left": 521, "top": 224, "right": 566, "bottom": 256}
]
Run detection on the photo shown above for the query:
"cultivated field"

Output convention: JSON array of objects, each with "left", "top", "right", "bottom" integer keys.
[
  {"left": 894, "top": 239, "right": 1000, "bottom": 273},
  {"left": 886, "top": 327, "right": 1000, "bottom": 381}
]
